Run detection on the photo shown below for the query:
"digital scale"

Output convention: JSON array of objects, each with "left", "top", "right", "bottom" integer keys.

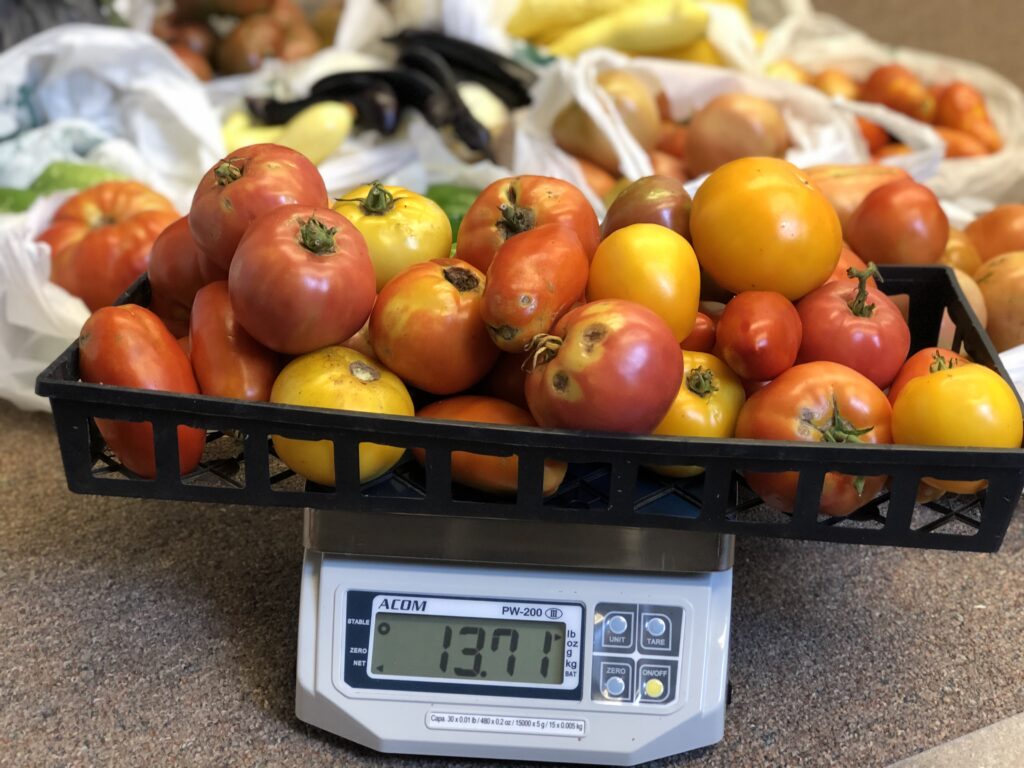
[{"left": 296, "top": 508, "right": 734, "bottom": 765}]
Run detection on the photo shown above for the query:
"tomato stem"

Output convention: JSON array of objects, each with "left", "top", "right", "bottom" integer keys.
[
  {"left": 299, "top": 216, "right": 338, "bottom": 255},
  {"left": 523, "top": 333, "right": 563, "bottom": 371},
  {"left": 214, "top": 161, "right": 242, "bottom": 186},
  {"left": 929, "top": 349, "right": 958, "bottom": 373},
  {"left": 811, "top": 395, "right": 874, "bottom": 443},
  {"left": 846, "top": 261, "right": 882, "bottom": 318},
  {"left": 496, "top": 183, "right": 535, "bottom": 240},
  {"left": 686, "top": 366, "right": 719, "bottom": 398}
]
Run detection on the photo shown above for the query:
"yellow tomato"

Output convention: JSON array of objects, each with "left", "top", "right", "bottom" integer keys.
[
  {"left": 270, "top": 346, "right": 415, "bottom": 486},
  {"left": 892, "top": 364, "right": 1023, "bottom": 494},
  {"left": 648, "top": 351, "right": 746, "bottom": 477},
  {"left": 586, "top": 223, "right": 701, "bottom": 341},
  {"left": 333, "top": 182, "right": 452, "bottom": 290},
  {"left": 690, "top": 157, "right": 842, "bottom": 300}
]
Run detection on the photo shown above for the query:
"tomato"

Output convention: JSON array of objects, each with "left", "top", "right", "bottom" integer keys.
[
  {"left": 189, "top": 143, "right": 328, "bottom": 270},
  {"left": 78, "top": 305, "right": 206, "bottom": 478},
  {"left": 934, "top": 82, "right": 1002, "bottom": 152},
  {"left": 413, "top": 396, "right": 568, "bottom": 496},
  {"left": 649, "top": 351, "right": 745, "bottom": 478},
  {"left": 846, "top": 179, "right": 949, "bottom": 266},
  {"left": 228, "top": 205, "right": 375, "bottom": 355},
  {"left": 965, "top": 204, "right": 1024, "bottom": 262},
  {"left": 481, "top": 352, "right": 530, "bottom": 410},
  {"left": 370, "top": 259, "right": 499, "bottom": 394},
  {"left": 735, "top": 361, "right": 893, "bottom": 517},
  {"left": 940, "top": 227, "right": 982, "bottom": 274},
  {"left": 147, "top": 216, "right": 207, "bottom": 324},
  {"left": 587, "top": 223, "right": 700, "bottom": 342},
  {"left": 482, "top": 224, "right": 589, "bottom": 353},
  {"left": 574, "top": 156, "right": 618, "bottom": 201},
  {"left": 892, "top": 364, "right": 1022, "bottom": 493},
  {"left": 690, "top": 157, "right": 841, "bottom": 300},
  {"left": 39, "top": 181, "right": 178, "bottom": 311},
  {"left": 855, "top": 116, "right": 890, "bottom": 154},
  {"left": 887, "top": 347, "right": 968, "bottom": 405},
  {"left": 802, "top": 163, "right": 909, "bottom": 233},
  {"left": 455, "top": 176, "right": 600, "bottom": 273},
  {"left": 332, "top": 182, "right": 452, "bottom": 291},
  {"left": 714, "top": 291, "right": 801, "bottom": 382},
  {"left": 796, "top": 263, "right": 911, "bottom": 389},
  {"left": 938, "top": 267, "right": 987, "bottom": 349},
  {"left": 524, "top": 299, "right": 683, "bottom": 433},
  {"left": 826, "top": 245, "right": 875, "bottom": 287},
  {"left": 860, "top": 64, "right": 935, "bottom": 123},
  {"left": 600, "top": 175, "right": 692, "bottom": 241},
  {"left": 973, "top": 252, "right": 1024, "bottom": 351},
  {"left": 935, "top": 126, "right": 990, "bottom": 158},
  {"left": 270, "top": 346, "right": 414, "bottom": 486},
  {"left": 680, "top": 312, "right": 716, "bottom": 353},
  {"left": 189, "top": 281, "right": 280, "bottom": 401}
]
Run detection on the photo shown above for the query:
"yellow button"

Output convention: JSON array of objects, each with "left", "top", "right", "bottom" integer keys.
[{"left": 644, "top": 678, "right": 665, "bottom": 699}]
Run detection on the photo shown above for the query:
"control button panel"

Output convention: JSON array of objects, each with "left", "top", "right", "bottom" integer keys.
[
  {"left": 592, "top": 657, "right": 633, "bottom": 702},
  {"left": 591, "top": 603, "right": 684, "bottom": 706}
]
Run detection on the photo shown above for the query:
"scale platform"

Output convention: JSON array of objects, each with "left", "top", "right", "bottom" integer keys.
[{"left": 296, "top": 508, "right": 734, "bottom": 766}]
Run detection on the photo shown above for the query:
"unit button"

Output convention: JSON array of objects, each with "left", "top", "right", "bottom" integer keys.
[
  {"left": 638, "top": 661, "right": 675, "bottom": 704},
  {"left": 601, "top": 611, "right": 634, "bottom": 651},
  {"left": 640, "top": 612, "right": 672, "bottom": 651},
  {"left": 607, "top": 614, "right": 629, "bottom": 635},
  {"left": 591, "top": 656, "right": 634, "bottom": 702}
]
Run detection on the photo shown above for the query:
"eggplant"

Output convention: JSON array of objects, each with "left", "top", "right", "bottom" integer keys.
[
  {"left": 248, "top": 78, "right": 402, "bottom": 135},
  {"left": 386, "top": 29, "right": 536, "bottom": 108}
]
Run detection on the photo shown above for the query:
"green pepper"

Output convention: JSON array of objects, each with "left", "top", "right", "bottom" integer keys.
[
  {"left": 0, "top": 188, "right": 41, "bottom": 213},
  {"left": 29, "top": 161, "right": 123, "bottom": 194},
  {"left": 426, "top": 184, "right": 482, "bottom": 242}
]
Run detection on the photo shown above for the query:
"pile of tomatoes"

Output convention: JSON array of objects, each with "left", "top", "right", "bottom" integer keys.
[{"left": 74, "top": 144, "right": 1024, "bottom": 519}]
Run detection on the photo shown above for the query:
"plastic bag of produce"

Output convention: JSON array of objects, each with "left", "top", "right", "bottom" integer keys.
[
  {"left": 0, "top": 193, "right": 89, "bottom": 412},
  {"left": 0, "top": 24, "right": 223, "bottom": 211},
  {"left": 511, "top": 48, "right": 870, "bottom": 215},
  {"left": 759, "top": 11, "right": 1024, "bottom": 209}
]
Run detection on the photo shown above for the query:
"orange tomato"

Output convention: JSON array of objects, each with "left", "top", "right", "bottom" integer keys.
[
  {"left": 965, "top": 204, "right": 1024, "bottom": 262},
  {"left": 940, "top": 228, "right": 982, "bottom": 274},
  {"left": 690, "top": 157, "right": 841, "bottom": 300},
  {"left": 413, "top": 396, "right": 567, "bottom": 496}
]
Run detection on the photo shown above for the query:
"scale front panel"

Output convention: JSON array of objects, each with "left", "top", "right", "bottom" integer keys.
[{"left": 297, "top": 555, "right": 732, "bottom": 766}]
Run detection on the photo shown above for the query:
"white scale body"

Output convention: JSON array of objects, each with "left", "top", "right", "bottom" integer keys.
[{"left": 296, "top": 509, "right": 734, "bottom": 766}]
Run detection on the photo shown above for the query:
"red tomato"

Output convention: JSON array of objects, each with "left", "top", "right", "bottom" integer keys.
[
  {"left": 524, "top": 299, "right": 683, "bottom": 433},
  {"left": 228, "top": 205, "right": 375, "bottom": 355},
  {"left": 189, "top": 281, "right": 280, "bottom": 401},
  {"left": 714, "top": 291, "right": 802, "bottom": 381},
  {"left": 189, "top": 143, "right": 328, "bottom": 270},
  {"left": 735, "top": 361, "right": 893, "bottom": 517},
  {"left": 40, "top": 181, "right": 178, "bottom": 310},
  {"left": 886, "top": 346, "right": 969, "bottom": 404},
  {"left": 796, "top": 263, "right": 911, "bottom": 389},
  {"left": 413, "top": 396, "right": 568, "bottom": 496},
  {"left": 369, "top": 259, "right": 500, "bottom": 394},
  {"left": 147, "top": 216, "right": 207, "bottom": 319},
  {"left": 856, "top": 116, "right": 890, "bottom": 154},
  {"left": 78, "top": 305, "right": 206, "bottom": 478},
  {"left": 680, "top": 312, "right": 716, "bottom": 352},
  {"left": 455, "top": 176, "right": 600, "bottom": 273},
  {"left": 148, "top": 290, "right": 191, "bottom": 339},
  {"left": 846, "top": 179, "right": 949, "bottom": 266},
  {"left": 482, "top": 224, "right": 589, "bottom": 353}
]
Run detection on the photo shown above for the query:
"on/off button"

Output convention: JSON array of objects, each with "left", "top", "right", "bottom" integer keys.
[{"left": 644, "top": 678, "right": 665, "bottom": 699}]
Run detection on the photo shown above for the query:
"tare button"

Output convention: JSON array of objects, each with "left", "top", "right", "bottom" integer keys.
[{"left": 638, "top": 605, "right": 684, "bottom": 655}]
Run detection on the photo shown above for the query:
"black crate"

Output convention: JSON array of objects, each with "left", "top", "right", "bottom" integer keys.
[{"left": 35, "top": 266, "right": 1024, "bottom": 552}]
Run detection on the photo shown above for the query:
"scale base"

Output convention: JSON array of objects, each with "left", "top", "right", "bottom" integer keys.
[{"left": 295, "top": 548, "right": 733, "bottom": 766}]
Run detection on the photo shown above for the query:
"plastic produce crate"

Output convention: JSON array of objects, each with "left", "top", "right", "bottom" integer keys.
[{"left": 35, "top": 266, "right": 1024, "bottom": 552}]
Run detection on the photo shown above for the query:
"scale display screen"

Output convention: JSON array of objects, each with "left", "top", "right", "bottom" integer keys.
[
  {"left": 354, "top": 592, "right": 584, "bottom": 694},
  {"left": 371, "top": 613, "right": 566, "bottom": 684}
]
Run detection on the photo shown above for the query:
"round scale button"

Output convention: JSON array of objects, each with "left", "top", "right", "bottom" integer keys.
[
  {"left": 607, "top": 614, "right": 629, "bottom": 635},
  {"left": 644, "top": 678, "right": 665, "bottom": 699},
  {"left": 604, "top": 676, "right": 626, "bottom": 697},
  {"left": 645, "top": 616, "right": 667, "bottom": 638}
]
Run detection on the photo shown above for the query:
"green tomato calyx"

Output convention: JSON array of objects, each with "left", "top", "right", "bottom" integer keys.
[
  {"left": 299, "top": 216, "right": 338, "bottom": 255},
  {"left": 686, "top": 366, "right": 719, "bottom": 398}
]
